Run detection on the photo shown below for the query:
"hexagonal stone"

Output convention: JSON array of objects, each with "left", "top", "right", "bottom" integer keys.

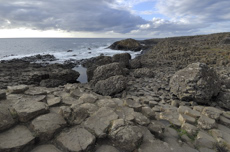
[
  {"left": 219, "top": 116, "right": 230, "bottom": 127},
  {"left": 179, "top": 114, "right": 196, "bottom": 124},
  {"left": 195, "top": 131, "right": 216, "bottom": 149},
  {"left": 202, "top": 107, "right": 222, "bottom": 120},
  {"left": 13, "top": 99, "right": 49, "bottom": 122},
  {"left": 109, "top": 125, "right": 143, "bottom": 152},
  {"left": 25, "top": 87, "right": 47, "bottom": 95},
  {"left": 7, "top": 85, "right": 29, "bottom": 94},
  {"left": 134, "top": 112, "right": 150, "bottom": 126},
  {"left": 47, "top": 95, "right": 61, "bottom": 107},
  {"left": 30, "top": 113, "right": 66, "bottom": 141},
  {"left": 84, "top": 107, "right": 118, "bottom": 138},
  {"left": 31, "top": 144, "right": 61, "bottom": 152},
  {"left": 181, "top": 123, "right": 198, "bottom": 136},
  {"left": 197, "top": 115, "right": 216, "bottom": 129},
  {"left": 56, "top": 127, "right": 95, "bottom": 152},
  {"left": 0, "top": 105, "right": 15, "bottom": 131},
  {"left": 79, "top": 93, "right": 98, "bottom": 103},
  {"left": 0, "top": 125, "right": 35, "bottom": 152}
]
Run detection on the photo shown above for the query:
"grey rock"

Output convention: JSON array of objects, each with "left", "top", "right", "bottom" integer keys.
[
  {"left": 84, "top": 107, "right": 118, "bottom": 138},
  {"left": 47, "top": 95, "right": 61, "bottom": 107},
  {"left": 24, "top": 87, "right": 47, "bottom": 95},
  {"left": 30, "top": 113, "right": 66, "bottom": 141},
  {"left": 115, "top": 106, "right": 135, "bottom": 121},
  {"left": 56, "top": 127, "right": 95, "bottom": 152},
  {"left": 13, "top": 98, "right": 49, "bottom": 122},
  {"left": 170, "top": 63, "right": 220, "bottom": 103},
  {"left": 202, "top": 107, "right": 222, "bottom": 120},
  {"left": 109, "top": 38, "right": 142, "bottom": 52},
  {"left": 134, "top": 112, "right": 150, "bottom": 126},
  {"left": 112, "top": 53, "right": 131, "bottom": 68},
  {"left": 195, "top": 131, "right": 216, "bottom": 149},
  {"left": 197, "top": 115, "right": 217, "bottom": 129},
  {"left": 0, "top": 90, "right": 6, "bottom": 100},
  {"left": 130, "top": 58, "right": 142, "bottom": 69},
  {"left": 148, "top": 120, "right": 165, "bottom": 138},
  {"left": 216, "top": 91, "right": 230, "bottom": 110},
  {"left": 0, "top": 125, "right": 35, "bottom": 152},
  {"left": 109, "top": 125, "right": 143, "bottom": 152},
  {"left": 96, "top": 145, "right": 119, "bottom": 152},
  {"left": 31, "top": 144, "right": 62, "bottom": 152},
  {"left": 0, "top": 105, "right": 15, "bottom": 131},
  {"left": 94, "top": 75, "right": 127, "bottom": 96},
  {"left": 133, "top": 68, "right": 154, "bottom": 78},
  {"left": 7, "top": 85, "right": 29, "bottom": 94},
  {"left": 79, "top": 93, "right": 98, "bottom": 103}
]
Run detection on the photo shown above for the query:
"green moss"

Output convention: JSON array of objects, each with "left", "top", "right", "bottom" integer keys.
[{"left": 170, "top": 125, "right": 198, "bottom": 142}]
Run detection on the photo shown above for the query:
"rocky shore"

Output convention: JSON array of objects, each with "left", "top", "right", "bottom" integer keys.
[{"left": 1, "top": 32, "right": 230, "bottom": 152}]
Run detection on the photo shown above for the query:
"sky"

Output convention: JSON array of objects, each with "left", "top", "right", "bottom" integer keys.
[{"left": 0, "top": 0, "right": 230, "bottom": 38}]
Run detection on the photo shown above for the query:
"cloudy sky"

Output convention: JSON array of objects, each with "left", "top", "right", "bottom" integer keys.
[{"left": 0, "top": 0, "right": 230, "bottom": 38}]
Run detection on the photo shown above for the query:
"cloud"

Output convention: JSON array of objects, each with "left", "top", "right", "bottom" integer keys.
[{"left": 0, "top": 0, "right": 147, "bottom": 33}]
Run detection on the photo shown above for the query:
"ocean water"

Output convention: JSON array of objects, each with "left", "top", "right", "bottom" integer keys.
[
  {"left": 0, "top": 38, "right": 141, "bottom": 62},
  {"left": 0, "top": 38, "right": 141, "bottom": 83}
]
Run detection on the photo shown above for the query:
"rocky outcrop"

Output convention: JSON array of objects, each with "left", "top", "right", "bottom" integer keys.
[
  {"left": 133, "top": 68, "right": 154, "bottom": 78},
  {"left": 169, "top": 63, "right": 220, "bottom": 104},
  {"left": 109, "top": 38, "right": 142, "bottom": 52},
  {"left": 0, "top": 60, "right": 80, "bottom": 89},
  {"left": 112, "top": 53, "right": 131, "bottom": 68},
  {"left": 216, "top": 91, "right": 230, "bottom": 110}
]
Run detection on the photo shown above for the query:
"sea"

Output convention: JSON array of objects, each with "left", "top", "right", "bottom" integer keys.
[
  {"left": 0, "top": 38, "right": 141, "bottom": 62},
  {"left": 0, "top": 38, "right": 142, "bottom": 83}
]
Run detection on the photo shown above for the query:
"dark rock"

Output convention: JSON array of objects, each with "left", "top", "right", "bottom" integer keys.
[
  {"left": 112, "top": 53, "right": 131, "bottom": 68},
  {"left": 0, "top": 90, "right": 6, "bottom": 100},
  {"left": 130, "top": 58, "right": 142, "bottom": 69},
  {"left": 31, "top": 144, "right": 61, "bottom": 152},
  {"left": 40, "top": 79, "right": 66, "bottom": 88},
  {"left": 109, "top": 39, "right": 142, "bottom": 52},
  {"left": 170, "top": 63, "right": 220, "bottom": 104},
  {"left": 222, "top": 37, "right": 230, "bottom": 44},
  {"left": 216, "top": 91, "right": 230, "bottom": 110},
  {"left": 82, "top": 55, "right": 112, "bottom": 68},
  {"left": 67, "top": 50, "right": 73, "bottom": 52},
  {"left": 0, "top": 105, "right": 15, "bottom": 132},
  {"left": 94, "top": 75, "right": 127, "bottom": 96},
  {"left": 133, "top": 68, "right": 154, "bottom": 78}
]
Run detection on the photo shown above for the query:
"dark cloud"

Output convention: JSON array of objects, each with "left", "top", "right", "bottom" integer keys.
[{"left": 0, "top": 0, "right": 147, "bottom": 33}]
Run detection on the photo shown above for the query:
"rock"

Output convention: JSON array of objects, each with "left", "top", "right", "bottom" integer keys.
[
  {"left": 47, "top": 95, "right": 61, "bottom": 107},
  {"left": 199, "top": 148, "right": 216, "bottom": 152},
  {"left": 148, "top": 120, "right": 165, "bottom": 138},
  {"left": 109, "top": 125, "right": 143, "bottom": 152},
  {"left": 96, "top": 145, "right": 119, "bottom": 152},
  {"left": 31, "top": 144, "right": 62, "bottom": 152},
  {"left": 130, "top": 58, "right": 142, "bottom": 69},
  {"left": 0, "top": 125, "right": 35, "bottom": 152},
  {"left": 181, "top": 123, "right": 198, "bottom": 136},
  {"left": 30, "top": 113, "right": 66, "bottom": 141},
  {"left": 202, "top": 107, "right": 222, "bottom": 120},
  {"left": 96, "top": 99, "right": 117, "bottom": 108},
  {"left": 115, "top": 106, "right": 135, "bottom": 121},
  {"left": 12, "top": 98, "right": 49, "bottom": 122},
  {"left": 0, "top": 105, "right": 15, "bottom": 131},
  {"left": 159, "top": 111, "right": 181, "bottom": 127},
  {"left": 223, "top": 111, "right": 230, "bottom": 119},
  {"left": 195, "top": 131, "right": 216, "bottom": 149},
  {"left": 68, "top": 105, "right": 90, "bottom": 125},
  {"left": 112, "top": 53, "right": 131, "bottom": 68},
  {"left": 94, "top": 75, "right": 127, "bottom": 96},
  {"left": 169, "top": 63, "right": 220, "bottom": 103},
  {"left": 141, "top": 107, "right": 155, "bottom": 119},
  {"left": 78, "top": 93, "right": 98, "bottom": 103},
  {"left": 7, "top": 85, "right": 29, "bottom": 94},
  {"left": 134, "top": 112, "right": 150, "bottom": 126},
  {"left": 216, "top": 91, "right": 230, "bottom": 110},
  {"left": 24, "top": 87, "right": 47, "bottom": 95},
  {"left": 56, "top": 127, "right": 95, "bottom": 152},
  {"left": 197, "top": 115, "right": 217, "bottom": 129},
  {"left": 179, "top": 114, "right": 196, "bottom": 124},
  {"left": 137, "top": 139, "right": 172, "bottom": 152},
  {"left": 133, "top": 68, "right": 154, "bottom": 78},
  {"left": 219, "top": 116, "right": 230, "bottom": 127},
  {"left": 222, "top": 37, "right": 230, "bottom": 44},
  {"left": 178, "top": 106, "right": 200, "bottom": 118},
  {"left": 109, "top": 38, "right": 142, "bottom": 52},
  {"left": 49, "top": 69, "right": 80, "bottom": 83},
  {"left": 124, "top": 98, "right": 142, "bottom": 112},
  {"left": 0, "top": 90, "right": 6, "bottom": 100},
  {"left": 40, "top": 79, "right": 66, "bottom": 88},
  {"left": 84, "top": 107, "right": 118, "bottom": 138},
  {"left": 92, "top": 63, "right": 125, "bottom": 84}
]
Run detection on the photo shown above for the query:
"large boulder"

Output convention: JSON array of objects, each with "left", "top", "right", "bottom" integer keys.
[
  {"left": 94, "top": 75, "right": 127, "bottom": 96},
  {"left": 169, "top": 63, "right": 220, "bottom": 104},
  {"left": 91, "top": 63, "right": 125, "bottom": 84},
  {"left": 112, "top": 53, "right": 131, "bottom": 68},
  {"left": 109, "top": 39, "right": 142, "bottom": 52}
]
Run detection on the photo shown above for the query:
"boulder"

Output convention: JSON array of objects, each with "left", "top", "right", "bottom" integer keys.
[
  {"left": 130, "top": 58, "right": 142, "bottom": 69},
  {"left": 7, "top": 85, "right": 29, "bottom": 94},
  {"left": 133, "top": 68, "right": 154, "bottom": 78},
  {"left": 170, "top": 63, "right": 220, "bottom": 104},
  {"left": 94, "top": 75, "right": 127, "bottom": 96},
  {"left": 0, "top": 125, "right": 35, "bottom": 152},
  {"left": 112, "top": 53, "right": 131, "bottom": 68},
  {"left": 49, "top": 69, "right": 80, "bottom": 83},
  {"left": 40, "top": 79, "right": 66, "bottom": 88},
  {"left": 109, "top": 38, "right": 142, "bottom": 52},
  {"left": 31, "top": 144, "right": 61, "bottom": 152},
  {"left": 92, "top": 63, "right": 125, "bottom": 84},
  {"left": 0, "top": 90, "right": 6, "bottom": 100},
  {"left": 96, "top": 145, "right": 119, "bottom": 152}
]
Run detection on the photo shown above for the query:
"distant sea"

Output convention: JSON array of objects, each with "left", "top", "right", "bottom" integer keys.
[{"left": 0, "top": 38, "right": 141, "bottom": 63}]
